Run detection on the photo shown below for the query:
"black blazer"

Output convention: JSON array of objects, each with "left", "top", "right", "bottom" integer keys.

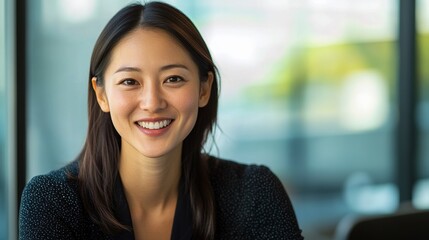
[{"left": 19, "top": 157, "right": 303, "bottom": 239}]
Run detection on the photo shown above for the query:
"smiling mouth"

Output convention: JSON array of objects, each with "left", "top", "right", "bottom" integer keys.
[{"left": 136, "top": 119, "right": 173, "bottom": 130}]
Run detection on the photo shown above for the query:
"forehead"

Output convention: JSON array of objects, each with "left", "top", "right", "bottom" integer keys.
[{"left": 107, "top": 28, "right": 196, "bottom": 71}]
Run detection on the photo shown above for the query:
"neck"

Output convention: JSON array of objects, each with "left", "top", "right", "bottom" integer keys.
[{"left": 119, "top": 141, "right": 182, "bottom": 213}]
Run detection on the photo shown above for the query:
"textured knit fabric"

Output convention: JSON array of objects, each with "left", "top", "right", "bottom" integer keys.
[{"left": 19, "top": 157, "right": 303, "bottom": 239}]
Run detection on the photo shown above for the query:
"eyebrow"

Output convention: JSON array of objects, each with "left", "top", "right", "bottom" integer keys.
[
  {"left": 160, "top": 64, "right": 189, "bottom": 71},
  {"left": 114, "top": 64, "right": 189, "bottom": 74},
  {"left": 114, "top": 66, "right": 141, "bottom": 74}
]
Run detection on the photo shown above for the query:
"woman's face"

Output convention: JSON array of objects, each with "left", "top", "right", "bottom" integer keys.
[{"left": 93, "top": 28, "right": 213, "bottom": 160}]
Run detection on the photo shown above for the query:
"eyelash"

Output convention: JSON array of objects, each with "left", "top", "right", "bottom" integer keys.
[
  {"left": 165, "top": 76, "right": 184, "bottom": 83},
  {"left": 120, "top": 78, "right": 139, "bottom": 86},
  {"left": 118, "top": 76, "right": 185, "bottom": 86}
]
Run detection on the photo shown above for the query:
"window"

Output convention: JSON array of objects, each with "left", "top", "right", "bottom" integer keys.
[
  {"left": 191, "top": 0, "right": 398, "bottom": 237},
  {"left": 1, "top": 0, "right": 15, "bottom": 239},
  {"left": 26, "top": 0, "right": 129, "bottom": 177},
  {"left": 414, "top": 0, "right": 429, "bottom": 209},
  {"left": 0, "top": 1, "right": 8, "bottom": 234}
]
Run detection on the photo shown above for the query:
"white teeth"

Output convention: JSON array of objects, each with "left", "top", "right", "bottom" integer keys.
[{"left": 137, "top": 120, "right": 172, "bottom": 130}]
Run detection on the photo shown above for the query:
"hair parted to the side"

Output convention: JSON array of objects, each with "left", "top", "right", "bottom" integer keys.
[{"left": 77, "top": 2, "right": 219, "bottom": 239}]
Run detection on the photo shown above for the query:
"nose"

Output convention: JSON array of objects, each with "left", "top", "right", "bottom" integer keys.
[{"left": 139, "top": 82, "right": 167, "bottom": 113}]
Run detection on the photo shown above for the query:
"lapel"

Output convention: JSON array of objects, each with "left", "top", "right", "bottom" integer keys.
[{"left": 111, "top": 177, "right": 135, "bottom": 240}]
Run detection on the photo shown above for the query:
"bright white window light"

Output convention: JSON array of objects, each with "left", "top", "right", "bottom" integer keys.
[{"left": 59, "top": 0, "right": 96, "bottom": 23}]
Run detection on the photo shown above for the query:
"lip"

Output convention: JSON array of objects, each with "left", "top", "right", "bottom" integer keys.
[
  {"left": 136, "top": 117, "right": 173, "bottom": 122},
  {"left": 135, "top": 118, "right": 174, "bottom": 137}
]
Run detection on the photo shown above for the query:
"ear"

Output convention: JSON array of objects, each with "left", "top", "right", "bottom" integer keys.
[
  {"left": 91, "top": 77, "right": 110, "bottom": 112},
  {"left": 199, "top": 72, "right": 214, "bottom": 108}
]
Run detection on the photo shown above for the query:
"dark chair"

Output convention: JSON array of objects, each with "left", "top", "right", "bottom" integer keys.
[{"left": 335, "top": 209, "right": 429, "bottom": 240}]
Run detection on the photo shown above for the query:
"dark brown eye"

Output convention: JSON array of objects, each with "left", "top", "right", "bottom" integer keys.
[
  {"left": 121, "top": 78, "right": 138, "bottom": 85},
  {"left": 165, "top": 76, "right": 184, "bottom": 83}
]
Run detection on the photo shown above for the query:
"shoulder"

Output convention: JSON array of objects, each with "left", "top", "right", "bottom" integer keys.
[
  {"left": 208, "top": 156, "right": 303, "bottom": 239},
  {"left": 208, "top": 156, "right": 283, "bottom": 195},
  {"left": 21, "top": 161, "right": 80, "bottom": 204},
  {"left": 19, "top": 161, "right": 97, "bottom": 239}
]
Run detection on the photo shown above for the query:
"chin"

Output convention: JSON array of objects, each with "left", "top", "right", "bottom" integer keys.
[{"left": 139, "top": 149, "right": 172, "bottom": 159}]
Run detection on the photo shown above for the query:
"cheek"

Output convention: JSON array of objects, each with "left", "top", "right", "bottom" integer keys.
[
  {"left": 176, "top": 90, "right": 200, "bottom": 118},
  {"left": 107, "top": 90, "right": 136, "bottom": 121},
  {"left": 177, "top": 94, "right": 200, "bottom": 140}
]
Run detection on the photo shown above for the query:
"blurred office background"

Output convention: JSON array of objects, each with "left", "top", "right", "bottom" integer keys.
[{"left": 1, "top": 0, "right": 428, "bottom": 239}]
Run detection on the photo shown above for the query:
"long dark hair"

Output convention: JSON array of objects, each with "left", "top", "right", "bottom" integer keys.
[{"left": 77, "top": 2, "right": 219, "bottom": 239}]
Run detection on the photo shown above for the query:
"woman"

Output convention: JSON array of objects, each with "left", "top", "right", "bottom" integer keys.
[{"left": 19, "top": 2, "right": 303, "bottom": 239}]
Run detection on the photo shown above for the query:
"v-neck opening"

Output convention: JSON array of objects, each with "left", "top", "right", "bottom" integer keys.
[{"left": 112, "top": 175, "right": 192, "bottom": 240}]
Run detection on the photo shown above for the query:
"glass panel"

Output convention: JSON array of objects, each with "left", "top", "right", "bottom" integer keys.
[
  {"left": 28, "top": 0, "right": 398, "bottom": 239},
  {"left": 414, "top": 0, "right": 429, "bottom": 209},
  {"left": 26, "top": 0, "right": 132, "bottom": 177},
  {"left": 0, "top": 23, "right": 6, "bottom": 240},
  {"left": 199, "top": 0, "right": 398, "bottom": 238},
  {"left": 1, "top": 0, "right": 8, "bottom": 238}
]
